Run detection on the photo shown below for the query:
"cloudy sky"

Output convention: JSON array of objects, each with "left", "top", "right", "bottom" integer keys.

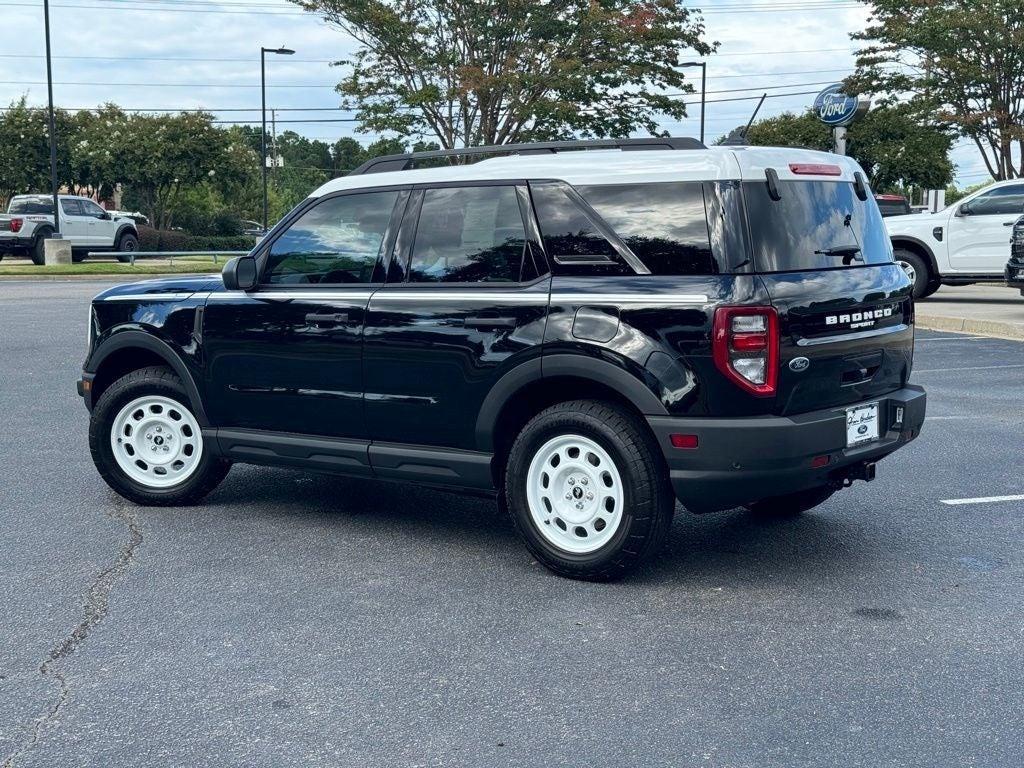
[{"left": 0, "top": 0, "right": 986, "bottom": 185}]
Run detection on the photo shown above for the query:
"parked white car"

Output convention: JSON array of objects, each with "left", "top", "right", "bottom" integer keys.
[
  {"left": 885, "top": 179, "right": 1024, "bottom": 297},
  {"left": 0, "top": 194, "right": 139, "bottom": 265}
]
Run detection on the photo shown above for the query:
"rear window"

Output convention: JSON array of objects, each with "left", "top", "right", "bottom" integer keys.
[
  {"left": 744, "top": 180, "right": 892, "bottom": 272},
  {"left": 876, "top": 198, "right": 910, "bottom": 217},
  {"left": 8, "top": 198, "right": 53, "bottom": 215},
  {"left": 578, "top": 182, "right": 720, "bottom": 275}
]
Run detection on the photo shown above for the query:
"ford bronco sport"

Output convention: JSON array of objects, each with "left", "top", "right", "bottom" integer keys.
[{"left": 79, "top": 138, "right": 926, "bottom": 581}]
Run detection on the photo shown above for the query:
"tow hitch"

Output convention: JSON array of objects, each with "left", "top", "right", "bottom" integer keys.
[{"left": 831, "top": 461, "right": 876, "bottom": 489}]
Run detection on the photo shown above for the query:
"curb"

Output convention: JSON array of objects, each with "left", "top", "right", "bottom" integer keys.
[
  {"left": 0, "top": 272, "right": 216, "bottom": 282},
  {"left": 917, "top": 313, "right": 1024, "bottom": 341}
]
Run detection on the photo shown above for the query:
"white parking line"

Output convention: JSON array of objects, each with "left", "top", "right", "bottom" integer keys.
[
  {"left": 914, "top": 364, "right": 1024, "bottom": 373},
  {"left": 915, "top": 336, "right": 987, "bottom": 341},
  {"left": 940, "top": 494, "right": 1024, "bottom": 506}
]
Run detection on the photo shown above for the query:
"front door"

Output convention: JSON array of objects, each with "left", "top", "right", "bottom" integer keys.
[
  {"left": 363, "top": 183, "right": 550, "bottom": 453},
  {"left": 948, "top": 183, "right": 1024, "bottom": 273},
  {"left": 202, "top": 188, "right": 409, "bottom": 439},
  {"left": 79, "top": 198, "right": 117, "bottom": 246}
]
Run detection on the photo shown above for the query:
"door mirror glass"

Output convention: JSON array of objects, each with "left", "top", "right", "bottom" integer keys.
[
  {"left": 223, "top": 256, "right": 258, "bottom": 291},
  {"left": 957, "top": 201, "right": 972, "bottom": 216}
]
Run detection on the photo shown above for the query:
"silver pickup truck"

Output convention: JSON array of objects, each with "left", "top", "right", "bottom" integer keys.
[{"left": 0, "top": 194, "right": 139, "bottom": 264}]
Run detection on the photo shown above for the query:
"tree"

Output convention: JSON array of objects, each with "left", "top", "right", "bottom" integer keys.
[
  {"left": 730, "top": 105, "right": 954, "bottom": 192},
  {"left": 847, "top": 0, "right": 1024, "bottom": 180},
  {"left": 289, "top": 0, "right": 714, "bottom": 148},
  {"left": 0, "top": 98, "right": 76, "bottom": 203}
]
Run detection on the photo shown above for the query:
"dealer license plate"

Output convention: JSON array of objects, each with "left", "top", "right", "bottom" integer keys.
[{"left": 846, "top": 403, "right": 879, "bottom": 447}]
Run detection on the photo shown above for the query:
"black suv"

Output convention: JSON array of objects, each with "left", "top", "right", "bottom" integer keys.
[{"left": 79, "top": 138, "right": 926, "bottom": 581}]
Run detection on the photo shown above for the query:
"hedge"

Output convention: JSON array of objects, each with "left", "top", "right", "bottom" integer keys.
[{"left": 136, "top": 226, "right": 256, "bottom": 253}]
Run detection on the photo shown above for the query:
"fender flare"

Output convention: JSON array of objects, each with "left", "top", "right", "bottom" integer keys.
[
  {"left": 474, "top": 354, "right": 669, "bottom": 451},
  {"left": 114, "top": 223, "right": 138, "bottom": 245},
  {"left": 890, "top": 234, "right": 939, "bottom": 278},
  {"left": 87, "top": 330, "right": 209, "bottom": 425}
]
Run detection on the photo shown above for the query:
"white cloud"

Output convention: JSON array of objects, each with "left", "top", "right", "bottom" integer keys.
[{"left": 0, "top": 0, "right": 984, "bottom": 184}]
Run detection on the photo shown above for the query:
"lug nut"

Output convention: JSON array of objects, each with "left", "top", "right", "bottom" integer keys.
[
  {"left": 586, "top": 493, "right": 594, "bottom": 501},
  {"left": 568, "top": 477, "right": 575, "bottom": 485},
  {"left": 565, "top": 493, "right": 572, "bottom": 500},
  {"left": 581, "top": 477, "right": 588, "bottom": 485},
  {"left": 575, "top": 502, "right": 584, "bottom": 510}
]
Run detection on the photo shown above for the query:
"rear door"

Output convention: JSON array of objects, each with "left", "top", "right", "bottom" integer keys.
[
  {"left": 362, "top": 182, "right": 549, "bottom": 456},
  {"left": 743, "top": 172, "right": 914, "bottom": 415},
  {"left": 59, "top": 199, "right": 92, "bottom": 244}
]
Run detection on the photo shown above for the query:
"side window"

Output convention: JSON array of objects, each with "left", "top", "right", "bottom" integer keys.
[
  {"left": 408, "top": 186, "right": 527, "bottom": 283},
  {"left": 60, "top": 199, "right": 83, "bottom": 216},
  {"left": 264, "top": 191, "right": 400, "bottom": 285},
  {"left": 578, "top": 182, "right": 719, "bottom": 275},
  {"left": 967, "top": 185, "right": 1024, "bottom": 216},
  {"left": 82, "top": 200, "right": 106, "bottom": 218},
  {"left": 530, "top": 183, "right": 621, "bottom": 270}
]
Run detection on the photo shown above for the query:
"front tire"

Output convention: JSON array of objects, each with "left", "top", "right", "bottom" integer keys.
[
  {"left": 89, "top": 366, "right": 230, "bottom": 505},
  {"left": 894, "top": 248, "right": 930, "bottom": 299},
  {"left": 116, "top": 231, "right": 139, "bottom": 263},
  {"left": 504, "top": 400, "right": 675, "bottom": 581}
]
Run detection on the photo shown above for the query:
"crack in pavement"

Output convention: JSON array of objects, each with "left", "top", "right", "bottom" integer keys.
[{"left": 2, "top": 504, "right": 143, "bottom": 768}]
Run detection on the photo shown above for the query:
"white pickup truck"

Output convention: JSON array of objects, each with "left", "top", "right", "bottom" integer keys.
[
  {"left": 0, "top": 194, "right": 139, "bottom": 265},
  {"left": 885, "top": 179, "right": 1024, "bottom": 298}
]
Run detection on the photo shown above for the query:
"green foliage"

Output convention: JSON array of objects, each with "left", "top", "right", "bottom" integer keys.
[
  {"left": 847, "top": 0, "right": 1024, "bottom": 180},
  {"left": 730, "top": 105, "right": 954, "bottom": 192},
  {"left": 945, "top": 180, "right": 993, "bottom": 205},
  {"left": 288, "top": 0, "right": 715, "bottom": 147},
  {"left": 136, "top": 226, "right": 257, "bottom": 252}
]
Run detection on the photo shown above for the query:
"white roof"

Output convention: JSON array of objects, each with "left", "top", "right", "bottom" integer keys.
[{"left": 312, "top": 145, "right": 865, "bottom": 197}]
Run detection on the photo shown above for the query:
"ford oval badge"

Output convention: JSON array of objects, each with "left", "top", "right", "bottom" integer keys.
[{"left": 789, "top": 357, "right": 811, "bottom": 373}]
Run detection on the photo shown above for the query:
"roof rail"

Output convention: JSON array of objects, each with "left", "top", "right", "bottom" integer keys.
[{"left": 348, "top": 136, "right": 706, "bottom": 176}]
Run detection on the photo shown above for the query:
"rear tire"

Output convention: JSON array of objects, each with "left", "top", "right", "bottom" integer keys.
[
  {"left": 31, "top": 234, "right": 48, "bottom": 265},
  {"left": 89, "top": 366, "right": 231, "bottom": 506},
  {"left": 893, "top": 248, "right": 930, "bottom": 299},
  {"left": 504, "top": 400, "right": 675, "bottom": 581},
  {"left": 745, "top": 486, "right": 835, "bottom": 519}
]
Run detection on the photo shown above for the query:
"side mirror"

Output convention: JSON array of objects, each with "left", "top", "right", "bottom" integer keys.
[
  {"left": 222, "top": 256, "right": 258, "bottom": 291},
  {"left": 957, "top": 202, "right": 972, "bottom": 217},
  {"left": 100, "top": 211, "right": 112, "bottom": 220}
]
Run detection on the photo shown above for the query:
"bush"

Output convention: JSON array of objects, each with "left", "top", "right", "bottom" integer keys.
[{"left": 136, "top": 226, "right": 255, "bottom": 253}]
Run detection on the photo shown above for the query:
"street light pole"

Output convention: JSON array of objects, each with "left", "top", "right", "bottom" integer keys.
[
  {"left": 260, "top": 46, "right": 294, "bottom": 232},
  {"left": 43, "top": 0, "right": 60, "bottom": 236},
  {"left": 680, "top": 61, "right": 707, "bottom": 144}
]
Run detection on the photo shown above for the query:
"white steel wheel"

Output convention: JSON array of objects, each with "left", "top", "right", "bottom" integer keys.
[
  {"left": 525, "top": 433, "right": 625, "bottom": 555},
  {"left": 109, "top": 395, "right": 203, "bottom": 489}
]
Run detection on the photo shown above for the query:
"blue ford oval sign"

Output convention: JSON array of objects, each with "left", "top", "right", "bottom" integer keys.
[{"left": 813, "top": 84, "right": 860, "bottom": 127}]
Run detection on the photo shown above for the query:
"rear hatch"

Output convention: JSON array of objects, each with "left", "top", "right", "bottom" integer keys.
[{"left": 743, "top": 168, "right": 914, "bottom": 415}]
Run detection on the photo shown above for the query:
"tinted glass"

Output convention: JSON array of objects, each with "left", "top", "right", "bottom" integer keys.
[
  {"left": 966, "top": 185, "right": 1024, "bottom": 216},
  {"left": 744, "top": 180, "right": 893, "bottom": 272},
  {"left": 579, "top": 182, "right": 719, "bottom": 275},
  {"left": 60, "top": 199, "right": 83, "bottom": 216},
  {"left": 409, "top": 186, "right": 526, "bottom": 283},
  {"left": 876, "top": 198, "right": 910, "bottom": 217},
  {"left": 530, "top": 184, "right": 620, "bottom": 265},
  {"left": 8, "top": 198, "right": 53, "bottom": 215},
  {"left": 265, "top": 191, "right": 399, "bottom": 284}
]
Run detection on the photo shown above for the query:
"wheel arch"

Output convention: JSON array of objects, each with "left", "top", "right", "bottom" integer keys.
[
  {"left": 114, "top": 223, "right": 138, "bottom": 245},
  {"left": 87, "top": 331, "right": 208, "bottom": 425},
  {"left": 477, "top": 354, "right": 669, "bottom": 486}
]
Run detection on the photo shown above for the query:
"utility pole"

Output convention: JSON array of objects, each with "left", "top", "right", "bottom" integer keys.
[{"left": 43, "top": 0, "right": 60, "bottom": 237}]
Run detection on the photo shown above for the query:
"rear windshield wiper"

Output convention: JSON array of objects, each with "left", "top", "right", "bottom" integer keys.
[{"left": 814, "top": 245, "right": 862, "bottom": 257}]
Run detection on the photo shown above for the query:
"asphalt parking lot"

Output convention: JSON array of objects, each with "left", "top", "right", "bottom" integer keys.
[{"left": 2, "top": 280, "right": 1023, "bottom": 768}]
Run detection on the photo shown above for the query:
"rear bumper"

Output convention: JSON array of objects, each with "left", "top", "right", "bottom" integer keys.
[
  {"left": 0, "top": 235, "right": 31, "bottom": 254},
  {"left": 647, "top": 385, "right": 927, "bottom": 512}
]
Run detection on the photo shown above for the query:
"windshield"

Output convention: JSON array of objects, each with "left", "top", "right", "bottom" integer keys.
[
  {"left": 8, "top": 198, "right": 54, "bottom": 215},
  {"left": 744, "top": 180, "right": 892, "bottom": 272}
]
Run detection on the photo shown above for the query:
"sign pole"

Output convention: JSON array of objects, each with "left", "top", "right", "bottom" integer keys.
[{"left": 834, "top": 127, "right": 847, "bottom": 156}]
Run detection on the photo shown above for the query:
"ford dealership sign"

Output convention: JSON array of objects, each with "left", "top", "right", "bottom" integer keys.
[{"left": 813, "top": 84, "right": 862, "bottom": 127}]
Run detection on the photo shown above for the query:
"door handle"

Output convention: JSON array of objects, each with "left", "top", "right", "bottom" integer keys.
[
  {"left": 463, "top": 316, "right": 517, "bottom": 330},
  {"left": 305, "top": 312, "right": 349, "bottom": 326},
  {"left": 1004, "top": 221, "right": 1017, "bottom": 226}
]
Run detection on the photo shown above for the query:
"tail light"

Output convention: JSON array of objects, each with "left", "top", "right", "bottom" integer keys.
[
  {"left": 10, "top": 218, "right": 23, "bottom": 233},
  {"left": 713, "top": 306, "right": 779, "bottom": 397}
]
